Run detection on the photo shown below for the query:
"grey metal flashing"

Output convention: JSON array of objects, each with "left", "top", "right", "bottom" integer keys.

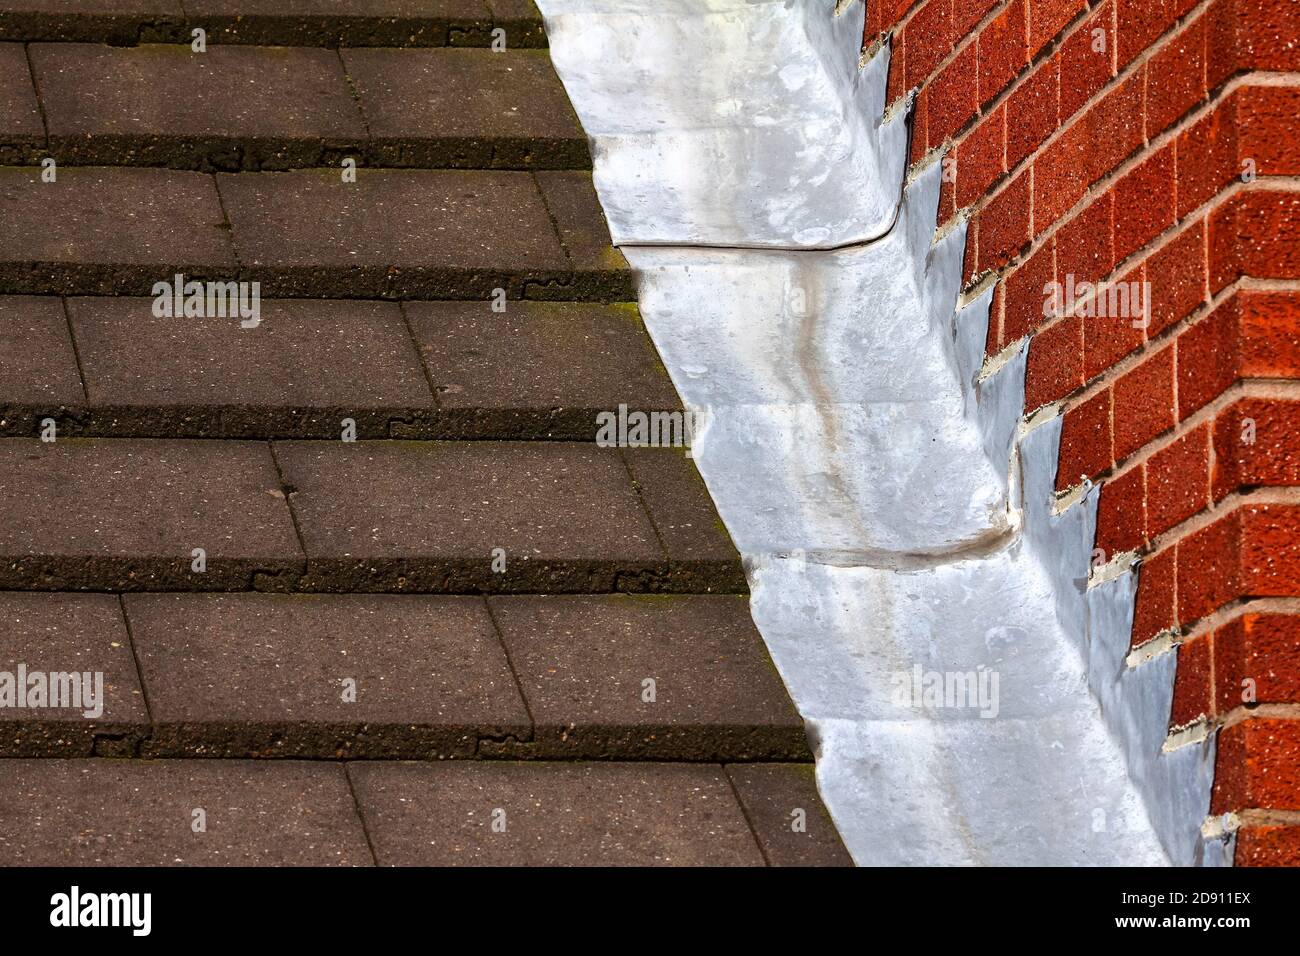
[{"left": 538, "top": 0, "right": 1224, "bottom": 865}]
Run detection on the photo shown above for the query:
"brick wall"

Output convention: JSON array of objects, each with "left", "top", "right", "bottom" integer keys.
[{"left": 869, "top": 0, "right": 1300, "bottom": 863}]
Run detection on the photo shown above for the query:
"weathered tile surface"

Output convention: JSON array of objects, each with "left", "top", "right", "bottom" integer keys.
[
  {"left": 343, "top": 48, "right": 586, "bottom": 168},
  {"left": 489, "top": 594, "right": 808, "bottom": 759},
  {"left": 273, "top": 439, "right": 664, "bottom": 592},
  {"left": 68, "top": 296, "right": 433, "bottom": 436},
  {"left": 0, "top": 592, "right": 147, "bottom": 756},
  {"left": 350, "top": 760, "right": 766, "bottom": 866},
  {"left": 0, "top": 42, "right": 41, "bottom": 163},
  {"left": 33, "top": 43, "right": 366, "bottom": 169},
  {"left": 0, "top": 167, "right": 235, "bottom": 296},
  {"left": 126, "top": 592, "right": 529, "bottom": 757},
  {"left": 218, "top": 169, "right": 570, "bottom": 298},
  {"left": 0, "top": 296, "right": 84, "bottom": 411},
  {"left": 0, "top": 438, "right": 302, "bottom": 589},
  {"left": 623, "top": 447, "right": 747, "bottom": 590},
  {"left": 405, "top": 300, "right": 677, "bottom": 438},
  {"left": 726, "top": 763, "right": 855, "bottom": 866},
  {"left": 0, "top": 1, "right": 185, "bottom": 44},
  {"left": 0, "top": 759, "right": 372, "bottom": 865}
]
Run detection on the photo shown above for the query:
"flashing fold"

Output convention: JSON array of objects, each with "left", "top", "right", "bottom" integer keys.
[{"left": 538, "top": 0, "right": 1226, "bottom": 866}]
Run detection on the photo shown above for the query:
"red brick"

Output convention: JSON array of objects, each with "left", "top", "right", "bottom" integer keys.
[
  {"left": 1032, "top": 121, "right": 1090, "bottom": 233},
  {"left": 1176, "top": 296, "right": 1237, "bottom": 420},
  {"left": 1177, "top": 509, "right": 1243, "bottom": 623},
  {"left": 1080, "top": 69, "right": 1146, "bottom": 185},
  {"left": 929, "top": 41, "right": 979, "bottom": 146},
  {"left": 1133, "top": 546, "right": 1177, "bottom": 645},
  {"left": 1241, "top": 504, "right": 1300, "bottom": 597},
  {"left": 1213, "top": 398, "right": 1300, "bottom": 501},
  {"left": 1005, "top": 57, "right": 1058, "bottom": 169},
  {"left": 911, "top": 87, "right": 930, "bottom": 165},
  {"left": 1177, "top": 95, "right": 1239, "bottom": 219},
  {"left": 1083, "top": 261, "right": 1146, "bottom": 378},
  {"left": 952, "top": 0, "right": 1001, "bottom": 39},
  {"left": 1172, "top": 290, "right": 1300, "bottom": 404},
  {"left": 887, "top": 32, "right": 908, "bottom": 103},
  {"left": 1055, "top": 388, "right": 1113, "bottom": 489},
  {"left": 953, "top": 108, "right": 1005, "bottom": 208},
  {"left": 1058, "top": 3, "right": 1114, "bottom": 119},
  {"left": 1028, "top": 0, "right": 1086, "bottom": 57},
  {"left": 1147, "top": 424, "right": 1210, "bottom": 535},
  {"left": 988, "top": 283, "right": 1005, "bottom": 352},
  {"left": 1205, "top": 0, "right": 1300, "bottom": 90},
  {"left": 1057, "top": 193, "right": 1114, "bottom": 291},
  {"left": 1239, "top": 291, "right": 1300, "bottom": 378},
  {"left": 1215, "top": 613, "right": 1300, "bottom": 713},
  {"left": 1241, "top": 86, "right": 1300, "bottom": 176},
  {"left": 1004, "top": 237, "right": 1055, "bottom": 343},
  {"left": 866, "top": 0, "right": 884, "bottom": 39},
  {"left": 1096, "top": 462, "right": 1146, "bottom": 556},
  {"left": 1025, "top": 314, "right": 1084, "bottom": 408},
  {"left": 963, "top": 215, "right": 979, "bottom": 284},
  {"left": 1145, "top": 218, "right": 1207, "bottom": 338},
  {"left": 1145, "top": 19, "right": 1205, "bottom": 136},
  {"left": 1113, "top": 345, "right": 1176, "bottom": 460},
  {"left": 905, "top": 0, "right": 953, "bottom": 87},
  {"left": 1209, "top": 190, "right": 1300, "bottom": 294},
  {"left": 1114, "top": 144, "right": 1176, "bottom": 264},
  {"left": 1116, "top": 0, "right": 1198, "bottom": 70},
  {"left": 1236, "top": 826, "right": 1300, "bottom": 867},
  {"left": 976, "top": 170, "right": 1031, "bottom": 271},
  {"left": 1213, "top": 718, "right": 1300, "bottom": 813},
  {"left": 977, "top": 0, "right": 1029, "bottom": 106},
  {"left": 1180, "top": 505, "right": 1300, "bottom": 623},
  {"left": 1170, "top": 633, "right": 1213, "bottom": 726}
]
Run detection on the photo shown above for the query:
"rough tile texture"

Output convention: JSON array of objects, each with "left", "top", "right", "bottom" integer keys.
[
  {"left": 0, "top": 1, "right": 186, "bottom": 45},
  {"left": 726, "top": 764, "right": 854, "bottom": 866},
  {"left": 623, "top": 447, "right": 747, "bottom": 591},
  {"left": 350, "top": 761, "right": 766, "bottom": 866},
  {"left": 33, "top": 43, "right": 366, "bottom": 170},
  {"left": 0, "top": 296, "right": 84, "bottom": 415},
  {"left": 273, "top": 440, "right": 667, "bottom": 592},
  {"left": 0, "top": 167, "right": 235, "bottom": 296},
  {"left": 535, "top": 170, "right": 632, "bottom": 299},
  {"left": 181, "top": 0, "right": 525, "bottom": 48},
  {"left": 218, "top": 169, "right": 570, "bottom": 298},
  {"left": 488, "top": 594, "right": 808, "bottom": 759},
  {"left": 67, "top": 296, "right": 434, "bottom": 437},
  {"left": 343, "top": 48, "right": 586, "bottom": 168},
  {"left": 0, "top": 42, "right": 42, "bottom": 164},
  {"left": 0, "top": 759, "right": 372, "bottom": 865},
  {"left": 404, "top": 300, "right": 678, "bottom": 439},
  {"left": 126, "top": 592, "right": 529, "bottom": 757},
  {"left": 0, "top": 592, "right": 148, "bottom": 756},
  {"left": 0, "top": 438, "right": 302, "bottom": 590}
]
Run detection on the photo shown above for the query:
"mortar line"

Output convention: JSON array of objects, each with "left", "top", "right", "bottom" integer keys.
[
  {"left": 342, "top": 763, "right": 382, "bottom": 867},
  {"left": 59, "top": 296, "right": 90, "bottom": 403},
  {"left": 117, "top": 594, "right": 155, "bottom": 727},
  {"left": 23, "top": 43, "right": 50, "bottom": 143},
  {"left": 721, "top": 764, "right": 773, "bottom": 867},
  {"left": 481, "top": 596, "right": 537, "bottom": 736}
]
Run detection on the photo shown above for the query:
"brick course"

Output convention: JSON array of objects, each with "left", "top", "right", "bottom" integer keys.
[{"left": 876, "top": 0, "right": 1300, "bottom": 860}]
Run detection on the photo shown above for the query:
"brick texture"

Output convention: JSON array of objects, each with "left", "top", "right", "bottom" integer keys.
[{"left": 876, "top": 0, "right": 1300, "bottom": 860}]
